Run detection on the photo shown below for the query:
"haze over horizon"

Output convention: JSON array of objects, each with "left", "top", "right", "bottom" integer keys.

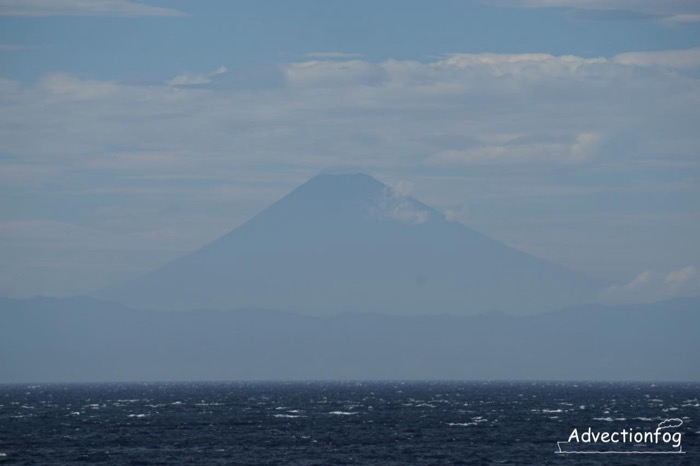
[{"left": 1, "top": 0, "right": 700, "bottom": 307}]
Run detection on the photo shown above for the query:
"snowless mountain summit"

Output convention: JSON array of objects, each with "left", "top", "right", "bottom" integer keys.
[{"left": 95, "top": 173, "right": 602, "bottom": 315}]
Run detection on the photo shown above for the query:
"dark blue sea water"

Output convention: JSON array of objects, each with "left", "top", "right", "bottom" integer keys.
[{"left": 1, "top": 381, "right": 698, "bottom": 465}]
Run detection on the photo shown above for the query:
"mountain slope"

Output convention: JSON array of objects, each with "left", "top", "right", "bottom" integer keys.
[{"left": 94, "top": 173, "right": 603, "bottom": 315}]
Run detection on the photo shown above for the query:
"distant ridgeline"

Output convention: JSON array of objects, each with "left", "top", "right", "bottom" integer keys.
[
  {"left": 93, "top": 173, "right": 603, "bottom": 316},
  {"left": 1, "top": 295, "right": 698, "bottom": 382}
]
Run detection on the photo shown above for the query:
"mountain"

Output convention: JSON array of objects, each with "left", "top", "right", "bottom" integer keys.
[
  {"left": 94, "top": 173, "right": 603, "bottom": 315},
  {"left": 1, "top": 295, "right": 698, "bottom": 382}
]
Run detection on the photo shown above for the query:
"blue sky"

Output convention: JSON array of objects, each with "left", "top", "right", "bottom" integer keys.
[{"left": 1, "top": 0, "right": 699, "bottom": 303}]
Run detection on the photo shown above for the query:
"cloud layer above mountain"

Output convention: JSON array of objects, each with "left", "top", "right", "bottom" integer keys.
[{"left": 1, "top": 47, "right": 699, "bottom": 298}]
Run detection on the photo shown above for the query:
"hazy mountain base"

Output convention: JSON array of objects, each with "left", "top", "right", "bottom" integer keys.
[{"left": 1, "top": 296, "right": 697, "bottom": 383}]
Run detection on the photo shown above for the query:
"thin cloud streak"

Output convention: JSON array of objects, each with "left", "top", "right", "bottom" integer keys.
[
  {"left": 167, "top": 66, "right": 229, "bottom": 87},
  {"left": 489, "top": 0, "right": 700, "bottom": 24},
  {"left": 0, "top": 0, "right": 185, "bottom": 17}
]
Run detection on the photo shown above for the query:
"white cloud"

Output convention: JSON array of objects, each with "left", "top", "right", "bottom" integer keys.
[
  {"left": 372, "top": 188, "right": 430, "bottom": 225},
  {"left": 607, "top": 270, "right": 653, "bottom": 292},
  {"left": 283, "top": 60, "right": 383, "bottom": 88},
  {"left": 601, "top": 266, "right": 700, "bottom": 303},
  {"left": 2, "top": 50, "right": 698, "bottom": 174},
  {"left": 0, "top": 0, "right": 185, "bottom": 17},
  {"left": 427, "top": 133, "right": 601, "bottom": 166},
  {"left": 387, "top": 181, "right": 413, "bottom": 197},
  {"left": 39, "top": 73, "right": 119, "bottom": 99},
  {"left": 167, "top": 66, "right": 228, "bottom": 87},
  {"left": 441, "top": 52, "right": 606, "bottom": 71},
  {"left": 614, "top": 47, "right": 700, "bottom": 70},
  {"left": 443, "top": 204, "right": 470, "bottom": 224},
  {"left": 665, "top": 266, "right": 698, "bottom": 289}
]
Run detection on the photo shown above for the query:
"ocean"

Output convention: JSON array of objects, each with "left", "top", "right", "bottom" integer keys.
[{"left": 1, "top": 381, "right": 697, "bottom": 465}]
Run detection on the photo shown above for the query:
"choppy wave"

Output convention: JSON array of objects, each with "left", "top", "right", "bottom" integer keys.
[{"left": 0, "top": 381, "right": 697, "bottom": 464}]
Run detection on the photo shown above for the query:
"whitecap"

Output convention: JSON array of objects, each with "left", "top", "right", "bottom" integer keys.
[
  {"left": 593, "top": 417, "right": 614, "bottom": 422},
  {"left": 329, "top": 411, "right": 356, "bottom": 415},
  {"left": 273, "top": 414, "right": 302, "bottom": 418},
  {"left": 447, "top": 422, "right": 476, "bottom": 427}
]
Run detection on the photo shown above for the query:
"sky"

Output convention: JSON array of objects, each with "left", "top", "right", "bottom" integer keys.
[{"left": 0, "top": 0, "right": 699, "bottom": 304}]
